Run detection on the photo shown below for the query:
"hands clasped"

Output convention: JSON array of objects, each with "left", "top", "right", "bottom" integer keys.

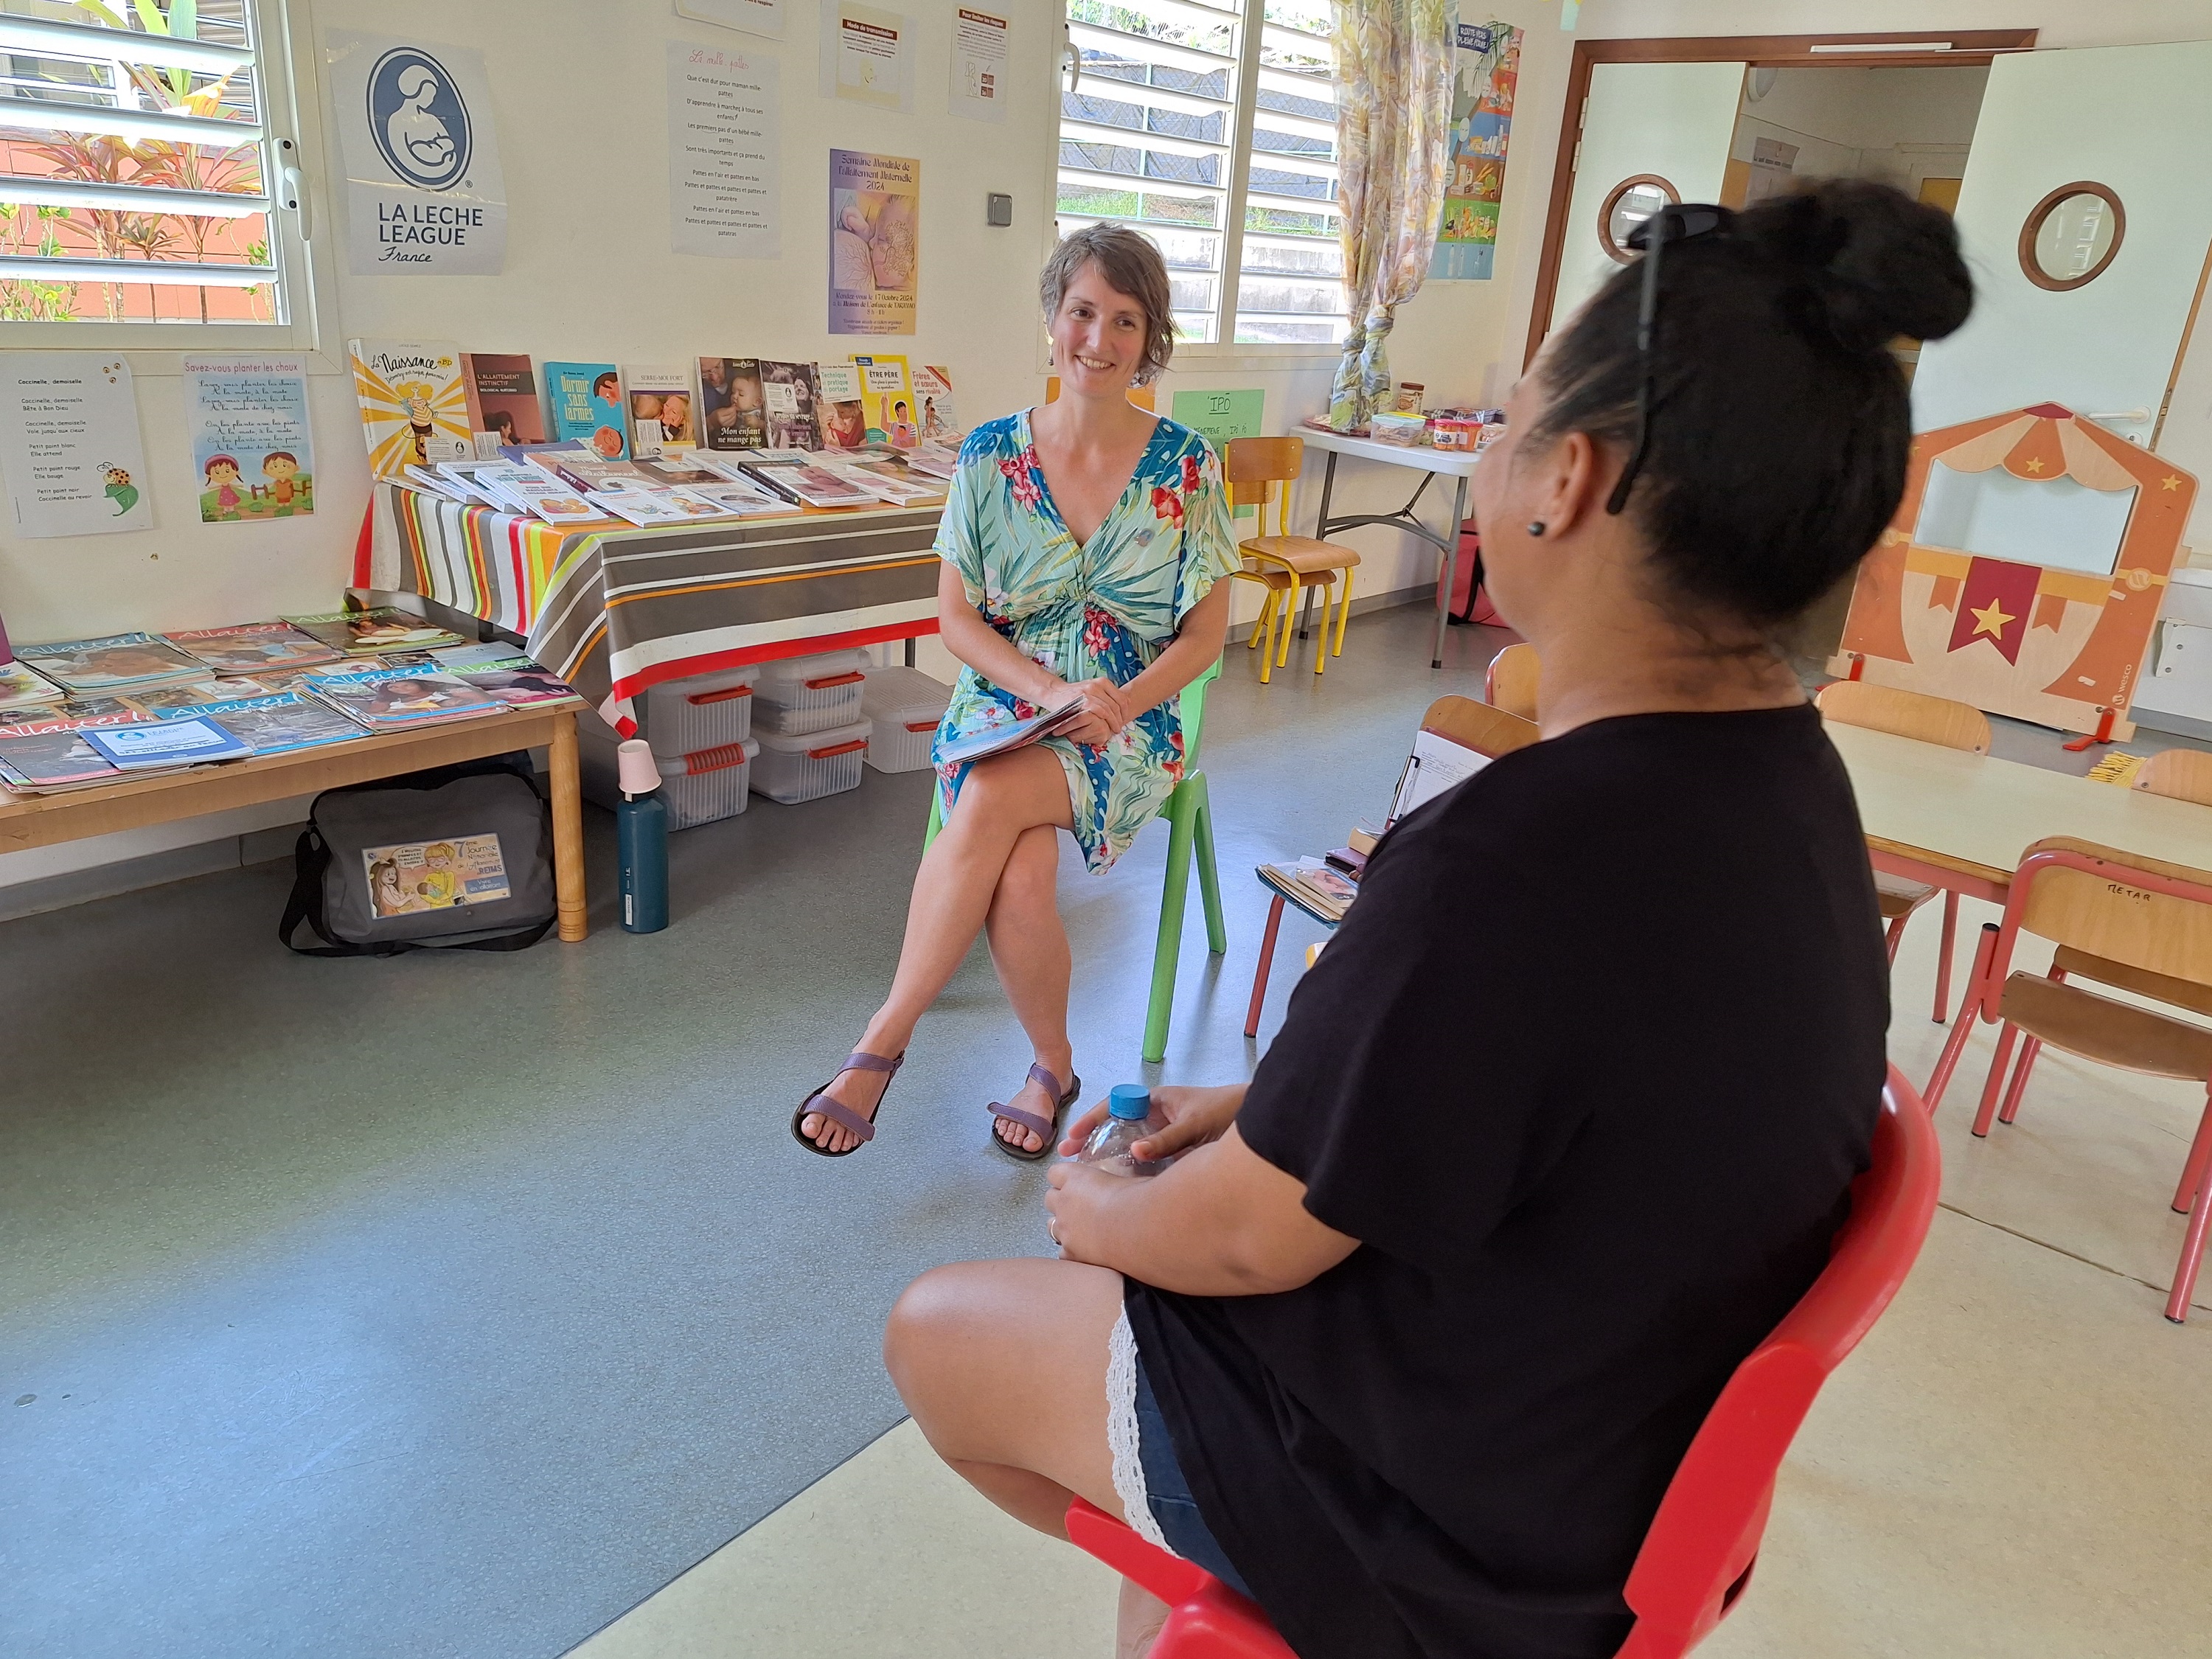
[
  {"left": 1051, "top": 676, "right": 1133, "bottom": 748},
  {"left": 1045, "top": 1084, "right": 1246, "bottom": 1260}
]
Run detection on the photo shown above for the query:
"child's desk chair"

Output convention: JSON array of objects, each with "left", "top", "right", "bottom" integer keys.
[
  {"left": 1924, "top": 836, "right": 2212, "bottom": 1321},
  {"left": 925, "top": 660, "right": 1225, "bottom": 1065},
  {"left": 1244, "top": 696, "right": 1537, "bottom": 1037},
  {"left": 1065, "top": 1064, "right": 1942, "bottom": 1658},
  {"left": 1223, "top": 437, "right": 1360, "bottom": 682},
  {"left": 1813, "top": 680, "right": 1992, "bottom": 1023},
  {"left": 1484, "top": 641, "right": 1540, "bottom": 720},
  {"left": 2136, "top": 747, "right": 2212, "bottom": 807}
]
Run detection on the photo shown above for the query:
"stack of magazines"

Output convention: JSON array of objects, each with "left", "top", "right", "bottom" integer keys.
[
  {"left": 15, "top": 631, "right": 212, "bottom": 697},
  {"left": 282, "top": 608, "right": 467, "bottom": 656},
  {"left": 0, "top": 658, "right": 66, "bottom": 720},
  {"left": 301, "top": 664, "right": 507, "bottom": 730}
]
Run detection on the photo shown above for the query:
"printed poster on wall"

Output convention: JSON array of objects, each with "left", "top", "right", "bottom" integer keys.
[
  {"left": 0, "top": 354, "right": 152, "bottom": 538},
  {"left": 950, "top": 8, "right": 1009, "bottom": 124},
  {"left": 830, "top": 150, "right": 919, "bottom": 335},
  {"left": 678, "top": 0, "right": 784, "bottom": 41},
  {"left": 669, "top": 39, "right": 781, "bottom": 260},
  {"left": 183, "top": 355, "right": 315, "bottom": 524},
  {"left": 1430, "top": 21, "right": 1520, "bottom": 282},
  {"left": 324, "top": 29, "right": 509, "bottom": 276},
  {"left": 821, "top": 1, "right": 913, "bottom": 113}
]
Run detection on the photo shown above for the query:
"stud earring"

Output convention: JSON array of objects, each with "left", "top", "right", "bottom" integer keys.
[{"left": 1526, "top": 521, "right": 1547, "bottom": 538}]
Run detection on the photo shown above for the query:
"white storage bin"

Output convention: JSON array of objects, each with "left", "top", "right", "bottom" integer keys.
[
  {"left": 580, "top": 733, "right": 758, "bottom": 829},
  {"left": 753, "top": 648, "right": 872, "bottom": 735},
  {"left": 644, "top": 666, "right": 757, "bottom": 752},
  {"left": 860, "top": 666, "right": 953, "bottom": 773},
  {"left": 751, "top": 718, "right": 872, "bottom": 804}
]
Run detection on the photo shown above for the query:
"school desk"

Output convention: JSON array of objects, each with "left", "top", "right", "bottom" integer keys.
[
  {"left": 1294, "top": 429, "right": 1484, "bottom": 669},
  {"left": 366, "top": 483, "right": 947, "bottom": 731},
  {"left": 0, "top": 700, "right": 593, "bottom": 943}
]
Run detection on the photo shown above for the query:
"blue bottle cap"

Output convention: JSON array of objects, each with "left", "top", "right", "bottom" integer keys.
[{"left": 1108, "top": 1083, "right": 1151, "bottom": 1121}]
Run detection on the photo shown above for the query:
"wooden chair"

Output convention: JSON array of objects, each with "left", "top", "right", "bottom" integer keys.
[
  {"left": 1224, "top": 437, "right": 1360, "bottom": 681},
  {"left": 1814, "top": 681, "right": 1993, "bottom": 1023},
  {"left": 2135, "top": 746, "right": 2212, "bottom": 807},
  {"left": 1923, "top": 838, "right": 2212, "bottom": 1322},
  {"left": 1245, "top": 697, "right": 1537, "bottom": 1037},
  {"left": 1063, "top": 1065, "right": 1942, "bottom": 1658},
  {"left": 1485, "top": 641, "right": 1540, "bottom": 720}
]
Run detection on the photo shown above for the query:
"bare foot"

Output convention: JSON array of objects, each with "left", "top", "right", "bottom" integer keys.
[
  {"left": 992, "top": 1059, "right": 1074, "bottom": 1155},
  {"left": 799, "top": 1060, "right": 894, "bottom": 1154}
]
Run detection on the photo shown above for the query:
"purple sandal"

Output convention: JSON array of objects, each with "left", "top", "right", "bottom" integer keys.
[
  {"left": 793, "top": 1050, "right": 903, "bottom": 1158},
  {"left": 989, "top": 1064, "right": 1082, "bottom": 1162}
]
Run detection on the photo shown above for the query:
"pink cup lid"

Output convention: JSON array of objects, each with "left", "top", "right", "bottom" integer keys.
[{"left": 616, "top": 738, "right": 662, "bottom": 794}]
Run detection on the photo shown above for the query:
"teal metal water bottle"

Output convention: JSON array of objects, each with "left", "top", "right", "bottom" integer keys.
[{"left": 615, "top": 739, "right": 669, "bottom": 934}]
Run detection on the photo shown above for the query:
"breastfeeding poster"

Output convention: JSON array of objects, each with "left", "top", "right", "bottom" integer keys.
[
  {"left": 184, "top": 356, "right": 316, "bottom": 524},
  {"left": 830, "top": 150, "right": 919, "bottom": 335},
  {"left": 324, "top": 29, "right": 509, "bottom": 276},
  {"left": 1431, "top": 21, "right": 1521, "bottom": 282}
]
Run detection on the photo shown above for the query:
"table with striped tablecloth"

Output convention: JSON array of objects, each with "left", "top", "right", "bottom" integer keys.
[{"left": 364, "top": 483, "right": 945, "bottom": 733}]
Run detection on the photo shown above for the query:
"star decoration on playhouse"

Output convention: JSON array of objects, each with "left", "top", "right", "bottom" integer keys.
[{"left": 1830, "top": 402, "right": 2199, "bottom": 742}]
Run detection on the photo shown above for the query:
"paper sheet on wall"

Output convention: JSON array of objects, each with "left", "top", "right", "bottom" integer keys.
[
  {"left": 184, "top": 355, "right": 316, "bottom": 524},
  {"left": 678, "top": 0, "right": 783, "bottom": 41},
  {"left": 669, "top": 40, "right": 781, "bottom": 260},
  {"left": 830, "top": 151, "right": 919, "bottom": 334},
  {"left": 0, "top": 354, "right": 152, "bottom": 538},
  {"left": 950, "top": 7, "right": 1009, "bottom": 123},
  {"left": 821, "top": 1, "right": 912, "bottom": 112},
  {"left": 1389, "top": 728, "right": 1490, "bottom": 821}
]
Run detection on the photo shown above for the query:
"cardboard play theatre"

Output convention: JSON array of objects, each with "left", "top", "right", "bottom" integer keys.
[{"left": 1832, "top": 403, "right": 2202, "bottom": 741}]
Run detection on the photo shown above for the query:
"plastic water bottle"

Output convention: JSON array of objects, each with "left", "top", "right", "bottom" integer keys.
[
  {"left": 1077, "top": 1084, "right": 1169, "bottom": 1177},
  {"left": 615, "top": 739, "right": 669, "bottom": 934}
]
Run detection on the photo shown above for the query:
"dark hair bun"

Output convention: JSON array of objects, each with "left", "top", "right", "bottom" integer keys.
[{"left": 1735, "top": 178, "right": 1973, "bottom": 352}]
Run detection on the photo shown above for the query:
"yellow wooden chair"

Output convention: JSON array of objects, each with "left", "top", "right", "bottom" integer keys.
[
  {"left": 2136, "top": 747, "right": 2212, "bottom": 807},
  {"left": 1223, "top": 437, "right": 1360, "bottom": 681}
]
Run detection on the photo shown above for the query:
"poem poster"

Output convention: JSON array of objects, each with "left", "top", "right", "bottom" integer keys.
[
  {"left": 669, "top": 40, "right": 781, "bottom": 259},
  {"left": 830, "top": 150, "right": 919, "bottom": 335},
  {"left": 0, "top": 354, "right": 152, "bottom": 538},
  {"left": 1431, "top": 21, "right": 1521, "bottom": 281},
  {"left": 184, "top": 355, "right": 316, "bottom": 524}
]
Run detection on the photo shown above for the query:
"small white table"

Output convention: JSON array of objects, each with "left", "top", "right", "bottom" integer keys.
[{"left": 1297, "top": 428, "right": 1486, "bottom": 668}]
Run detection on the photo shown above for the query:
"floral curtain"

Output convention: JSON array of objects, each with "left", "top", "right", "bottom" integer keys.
[{"left": 1328, "top": 0, "right": 1458, "bottom": 431}]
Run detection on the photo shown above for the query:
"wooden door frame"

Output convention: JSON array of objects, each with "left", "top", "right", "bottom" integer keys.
[{"left": 1524, "top": 29, "right": 2039, "bottom": 369}]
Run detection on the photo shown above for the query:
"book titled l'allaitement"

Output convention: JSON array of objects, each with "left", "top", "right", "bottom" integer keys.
[
  {"left": 461, "top": 352, "right": 547, "bottom": 456},
  {"left": 543, "top": 362, "right": 627, "bottom": 459}
]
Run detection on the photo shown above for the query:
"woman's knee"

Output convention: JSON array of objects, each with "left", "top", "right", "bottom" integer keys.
[
  {"left": 995, "top": 826, "right": 1061, "bottom": 903},
  {"left": 883, "top": 1263, "right": 986, "bottom": 1397}
]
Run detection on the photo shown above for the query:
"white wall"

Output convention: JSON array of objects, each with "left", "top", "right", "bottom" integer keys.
[
  {"left": 0, "top": 0, "right": 1579, "bottom": 895},
  {"left": 1733, "top": 65, "right": 1986, "bottom": 192}
]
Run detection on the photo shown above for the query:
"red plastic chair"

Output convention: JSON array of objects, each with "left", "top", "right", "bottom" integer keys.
[{"left": 1065, "top": 1065, "right": 1942, "bottom": 1659}]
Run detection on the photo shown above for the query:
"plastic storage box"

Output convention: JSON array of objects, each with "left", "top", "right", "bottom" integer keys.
[
  {"left": 753, "top": 648, "right": 872, "bottom": 735},
  {"left": 751, "top": 718, "right": 872, "bottom": 804},
  {"left": 644, "top": 666, "right": 757, "bottom": 752},
  {"left": 580, "top": 732, "right": 759, "bottom": 829},
  {"left": 860, "top": 666, "right": 953, "bottom": 773}
]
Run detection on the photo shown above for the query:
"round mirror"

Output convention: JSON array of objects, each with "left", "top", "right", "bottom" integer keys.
[
  {"left": 2019, "top": 183, "right": 2126, "bottom": 291},
  {"left": 1599, "top": 175, "right": 1678, "bottom": 264}
]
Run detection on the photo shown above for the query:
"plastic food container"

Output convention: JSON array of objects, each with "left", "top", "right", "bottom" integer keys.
[
  {"left": 751, "top": 717, "right": 872, "bottom": 804},
  {"left": 860, "top": 665, "right": 953, "bottom": 773},
  {"left": 579, "top": 733, "right": 758, "bottom": 828},
  {"left": 1430, "top": 417, "right": 1481, "bottom": 451},
  {"left": 643, "top": 666, "right": 757, "bottom": 752},
  {"left": 1368, "top": 411, "right": 1430, "bottom": 447},
  {"left": 753, "top": 647, "right": 871, "bottom": 735}
]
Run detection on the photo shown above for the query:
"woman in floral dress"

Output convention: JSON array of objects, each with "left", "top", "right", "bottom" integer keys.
[{"left": 795, "top": 226, "right": 1239, "bottom": 1160}]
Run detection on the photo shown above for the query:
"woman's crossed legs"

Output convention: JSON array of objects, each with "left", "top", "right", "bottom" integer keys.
[
  {"left": 886, "top": 1257, "right": 1172, "bottom": 1659},
  {"left": 797, "top": 745, "right": 1079, "bottom": 1154}
]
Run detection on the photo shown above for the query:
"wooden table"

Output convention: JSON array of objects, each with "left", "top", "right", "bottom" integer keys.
[
  {"left": 1828, "top": 722, "right": 2212, "bottom": 904},
  {"left": 1296, "top": 429, "right": 1484, "bottom": 669},
  {"left": 0, "top": 702, "right": 591, "bottom": 942}
]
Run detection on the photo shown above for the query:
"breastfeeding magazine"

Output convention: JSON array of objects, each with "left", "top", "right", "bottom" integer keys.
[{"left": 931, "top": 700, "right": 1093, "bottom": 768}]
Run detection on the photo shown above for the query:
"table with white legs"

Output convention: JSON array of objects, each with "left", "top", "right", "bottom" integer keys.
[{"left": 1296, "top": 428, "right": 1486, "bottom": 668}]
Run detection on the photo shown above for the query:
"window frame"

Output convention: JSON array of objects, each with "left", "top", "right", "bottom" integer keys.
[
  {"left": 0, "top": 0, "right": 333, "bottom": 363},
  {"left": 1044, "top": 2, "right": 1346, "bottom": 370}
]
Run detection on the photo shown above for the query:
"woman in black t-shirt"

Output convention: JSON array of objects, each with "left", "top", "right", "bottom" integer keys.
[{"left": 883, "top": 181, "right": 1972, "bottom": 1659}]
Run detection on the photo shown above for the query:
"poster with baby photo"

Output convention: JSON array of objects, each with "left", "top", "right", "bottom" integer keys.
[
  {"left": 829, "top": 148, "right": 919, "bottom": 335},
  {"left": 184, "top": 356, "right": 316, "bottom": 524}
]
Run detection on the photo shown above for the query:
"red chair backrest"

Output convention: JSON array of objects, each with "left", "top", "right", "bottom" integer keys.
[
  {"left": 1615, "top": 1063, "right": 1941, "bottom": 1658},
  {"left": 1065, "top": 1065, "right": 1941, "bottom": 1659}
]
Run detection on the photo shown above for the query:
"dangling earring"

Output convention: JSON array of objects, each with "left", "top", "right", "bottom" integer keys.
[{"left": 1526, "top": 521, "right": 1547, "bottom": 538}]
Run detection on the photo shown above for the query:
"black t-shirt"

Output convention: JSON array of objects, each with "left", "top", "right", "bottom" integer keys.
[{"left": 1124, "top": 703, "right": 1887, "bottom": 1659}]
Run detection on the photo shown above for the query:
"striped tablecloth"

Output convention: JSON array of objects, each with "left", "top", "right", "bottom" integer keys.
[{"left": 368, "top": 483, "right": 943, "bottom": 733}]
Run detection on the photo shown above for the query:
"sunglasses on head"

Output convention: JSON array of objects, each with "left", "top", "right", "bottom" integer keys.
[{"left": 1605, "top": 204, "right": 1731, "bottom": 517}]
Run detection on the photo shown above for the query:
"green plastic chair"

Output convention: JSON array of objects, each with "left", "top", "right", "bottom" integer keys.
[{"left": 922, "top": 660, "right": 1226, "bottom": 1063}]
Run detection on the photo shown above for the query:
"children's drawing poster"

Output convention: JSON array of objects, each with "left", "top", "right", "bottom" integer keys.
[
  {"left": 0, "top": 353, "right": 152, "bottom": 538},
  {"left": 1431, "top": 21, "right": 1520, "bottom": 281},
  {"left": 830, "top": 149, "right": 919, "bottom": 335},
  {"left": 184, "top": 355, "right": 316, "bottom": 524}
]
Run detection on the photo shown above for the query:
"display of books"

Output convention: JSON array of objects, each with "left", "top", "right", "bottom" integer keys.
[
  {"left": 303, "top": 666, "right": 505, "bottom": 729},
  {"left": 824, "top": 455, "right": 945, "bottom": 507},
  {"left": 740, "top": 457, "right": 877, "bottom": 509},
  {"left": 16, "top": 631, "right": 212, "bottom": 692},
  {"left": 625, "top": 364, "right": 698, "bottom": 457},
  {"left": 698, "top": 357, "right": 767, "bottom": 451},
  {"left": 465, "top": 465, "right": 608, "bottom": 524},
  {"left": 403, "top": 465, "right": 478, "bottom": 504},
  {"left": 82, "top": 714, "right": 253, "bottom": 771},
  {"left": 543, "top": 361, "right": 627, "bottom": 459},
  {"left": 761, "top": 360, "right": 823, "bottom": 451},
  {"left": 526, "top": 453, "right": 656, "bottom": 495},
  {"left": 164, "top": 622, "right": 343, "bottom": 676},
  {"left": 283, "top": 608, "right": 467, "bottom": 655},
  {"left": 0, "top": 719, "right": 125, "bottom": 793},
  {"left": 178, "top": 692, "right": 369, "bottom": 756},
  {"left": 0, "top": 659, "right": 65, "bottom": 716},
  {"left": 130, "top": 677, "right": 275, "bottom": 715},
  {"left": 349, "top": 338, "right": 472, "bottom": 479},
  {"left": 462, "top": 352, "right": 547, "bottom": 453}
]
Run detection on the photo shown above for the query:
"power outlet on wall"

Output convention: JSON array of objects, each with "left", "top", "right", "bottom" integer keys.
[{"left": 987, "top": 192, "right": 1012, "bottom": 227}]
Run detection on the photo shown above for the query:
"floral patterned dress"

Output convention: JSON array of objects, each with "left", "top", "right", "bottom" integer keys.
[{"left": 933, "top": 410, "right": 1239, "bottom": 873}]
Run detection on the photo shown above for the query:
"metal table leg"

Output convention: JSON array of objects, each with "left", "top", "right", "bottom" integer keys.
[{"left": 1435, "top": 477, "right": 1468, "bottom": 669}]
